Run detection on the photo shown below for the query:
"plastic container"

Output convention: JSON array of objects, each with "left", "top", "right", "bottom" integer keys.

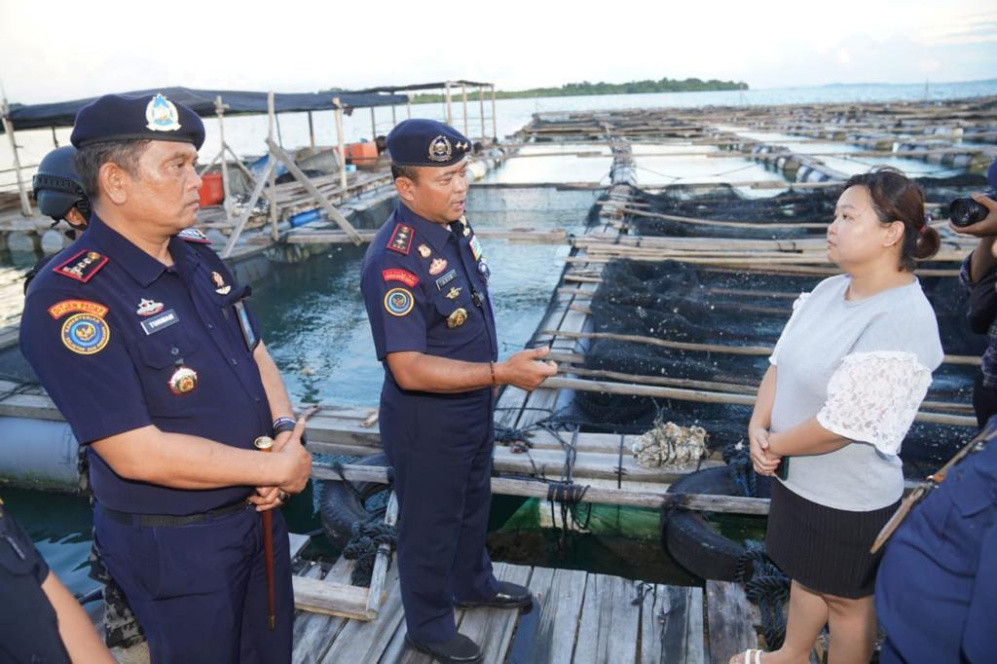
[{"left": 199, "top": 172, "right": 224, "bottom": 207}]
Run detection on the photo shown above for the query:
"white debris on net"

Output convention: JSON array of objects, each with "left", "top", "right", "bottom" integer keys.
[{"left": 631, "top": 420, "right": 708, "bottom": 469}]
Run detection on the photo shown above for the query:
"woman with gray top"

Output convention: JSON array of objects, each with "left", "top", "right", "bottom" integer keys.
[{"left": 730, "top": 168, "right": 943, "bottom": 664}]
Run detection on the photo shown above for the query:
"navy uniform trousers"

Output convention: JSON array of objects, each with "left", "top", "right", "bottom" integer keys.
[
  {"left": 94, "top": 504, "right": 292, "bottom": 663},
  {"left": 380, "top": 385, "right": 499, "bottom": 644}
]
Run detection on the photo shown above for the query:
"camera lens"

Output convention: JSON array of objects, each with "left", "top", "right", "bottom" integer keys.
[{"left": 949, "top": 197, "right": 989, "bottom": 227}]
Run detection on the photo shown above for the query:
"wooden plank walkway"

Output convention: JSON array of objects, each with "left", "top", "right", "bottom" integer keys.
[{"left": 291, "top": 561, "right": 728, "bottom": 664}]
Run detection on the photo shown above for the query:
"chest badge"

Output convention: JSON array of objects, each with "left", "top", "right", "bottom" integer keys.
[
  {"left": 447, "top": 308, "right": 468, "bottom": 329},
  {"left": 429, "top": 258, "right": 448, "bottom": 276},
  {"left": 211, "top": 271, "right": 231, "bottom": 295},
  {"left": 417, "top": 244, "right": 432, "bottom": 259},
  {"left": 446, "top": 286, "right": 462, "bottom": 300},
  {"left": 168, "top": 365, "right": 199, "bottom": 395},
  {"left": 136, "top": 298, "right": 164, "bottom": 316}
]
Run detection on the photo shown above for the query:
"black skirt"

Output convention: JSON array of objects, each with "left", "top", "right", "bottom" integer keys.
[{"left": 765, "top": 478, "right": 899, "bottom": 599}]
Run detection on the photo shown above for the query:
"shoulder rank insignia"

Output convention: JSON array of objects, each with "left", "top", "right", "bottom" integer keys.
[
  {"left": 387, "top": 223, "right": 413, "bottom": 255},
  {"left": 52, "top": 250, "right": 108, "bottom": 283},
  {"left": 177, "top": 227, "right": 211, "bottom": 244},
  {"left": 382, "top": 268, "right": 419, "bottom": 288}
]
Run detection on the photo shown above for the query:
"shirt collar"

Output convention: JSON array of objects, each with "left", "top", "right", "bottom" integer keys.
[
  {"left": 396, "top": 202, "right": 453, "bottom": 253},
  {"left": 87, "top": 216, "right": 195, "bottom": 287}
]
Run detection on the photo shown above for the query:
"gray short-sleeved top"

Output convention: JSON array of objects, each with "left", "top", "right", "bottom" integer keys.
[{"left": 769, "top": 274, "right": 944, "bottom": 511}]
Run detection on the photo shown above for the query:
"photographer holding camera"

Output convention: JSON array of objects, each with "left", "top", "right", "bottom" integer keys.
[{"left": 951, "top": 159, "right": 997, "bottom": 426}]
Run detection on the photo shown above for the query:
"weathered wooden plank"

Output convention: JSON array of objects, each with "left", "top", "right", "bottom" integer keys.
[
  {"left": 705, "top": 581, "right": 757, "bottom": 664},
  {"left": 293, "top": 575, "right": 370, "bottom": 621},
  {"left": 639, "top": 585, "right": 705, "bottom": 664},
  {"left": 319, "top": 564, "right": 406, "bottom": 664},
  {"left": 458, "top": 563, "right": 533, "bottom": 664},
  {"left": 292, "top": 562, "right": 346, "bottom": 664},
  {"left": 575, "top": 573, "right": 642, "bottom": 664},
  {"left": 516, "top": 566, "right": 588, "bottom": 664}
]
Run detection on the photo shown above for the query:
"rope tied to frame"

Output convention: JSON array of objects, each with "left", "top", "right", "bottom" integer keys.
[
  {"left": 735, "top": 540, "right": 791, "bottom": 650},
  {"left": 342, "top": 519, "right": 397, "bottom": 587}
]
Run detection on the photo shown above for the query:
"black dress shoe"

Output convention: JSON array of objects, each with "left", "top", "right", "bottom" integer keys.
[
  {"left": 405, "top": 633, "right": 483, "bottom": 663},
  {"left": 455, "top": 581, "right": 533, "bottom": 609}
]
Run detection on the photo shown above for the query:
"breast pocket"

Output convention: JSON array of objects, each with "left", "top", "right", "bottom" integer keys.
[{"left": 135, "top": 331, "right": 204, "bottom": 415}]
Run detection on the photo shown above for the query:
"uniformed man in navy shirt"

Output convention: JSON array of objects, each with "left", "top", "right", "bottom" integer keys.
[
  {"left": 360, "top": 119, "right": 557, "bottom": 664},
  {"left": 20, "top": 93, "right": 311, "bottom": 663},
  {"left": 874, "top": 405, "right": 997, "bottom": 662}
]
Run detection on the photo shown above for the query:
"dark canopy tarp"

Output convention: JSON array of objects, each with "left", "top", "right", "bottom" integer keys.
[
  {"left": 349, "top": 81, "right": 492, "bottom": 94},
  {"left": 3, "top": 86, "right": 408, "bottom": 132}
]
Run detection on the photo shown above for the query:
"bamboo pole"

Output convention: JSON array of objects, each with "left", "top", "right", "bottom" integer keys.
[
  {"left": 406, "top": 94, "right": 411, "bottom": 119},
  {"left": 0, "top": 103, "right": 31, "bottom": 216},
  {"left": 541, "top": 329, "right": 981, "bottom": 367},
  {"left": 221, "top": 160, "right": 275, "bottom": 258},
  {"left": 461, "top": 83, "right": 469, "bottom": 136},
  {"left": 391, "top": 103, "right": 396, "bottom": 126},
  {"left": 312, "top": 461, "right": 771, "bottom": 514},
  {"left": 445, "top": 82, "right": 452, "bottom": 125},
  {"left": 215, "top": 96, "right": 233, "bottom": 219},
  {"left": 266, "top": 93, "right": 278, "bottom": 240},
  {"left": 369, "top": 106, "right": 376, "bottom": 140},
  {"left": 541, "top": 376, "right": 976, "bottom": 427},
  {"left": 479, "top": 86, "right": 486, "bottom": 140},
  {"left": 333, "top": 97, "right": 348, "bottom": 192},
  {"left": 265, "top": 138, "right": 362, "bottom": 245},
  {"left": 364, "top": 491, "right": 397, "bottom": 617},
  {"left": 307, "top": 111, "right": 315, "bottom": 151},
  {"left": 491, "top": 85, "right": 497, "bottom": 139}
]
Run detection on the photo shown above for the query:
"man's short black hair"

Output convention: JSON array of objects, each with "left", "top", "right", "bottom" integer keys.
[
  {"left": 74, "top": 139, "right": 151, "bottom": 198},
  {"left": 391, "top": 163, "right": 420, "bottom": 183}
]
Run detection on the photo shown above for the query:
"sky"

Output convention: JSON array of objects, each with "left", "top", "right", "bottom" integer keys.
[{"left": 1, "top": 0, "right": 995, "bottom": 104}]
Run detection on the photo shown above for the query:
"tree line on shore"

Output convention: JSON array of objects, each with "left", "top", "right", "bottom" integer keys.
[{"left": 410, "top": 77, "right": 749, "bottom": 103}]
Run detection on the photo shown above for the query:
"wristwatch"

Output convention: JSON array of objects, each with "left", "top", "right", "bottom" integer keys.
[{"left": 273, "top": 416, "right": 307, "bottom": 447}]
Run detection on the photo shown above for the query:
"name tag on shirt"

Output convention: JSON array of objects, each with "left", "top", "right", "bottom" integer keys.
[
  {"left": 435, "top": 269, "right": 456, "bottom": 290},
  {"left": 141, "top": 309, "right": 179, "bottom": 335}
]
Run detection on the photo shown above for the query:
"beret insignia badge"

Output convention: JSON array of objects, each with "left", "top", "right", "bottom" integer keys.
[
  {"left": 428, "top": 135, "right": 453, "bottom": 163},
  {"left": 146, "top": 94, "right": 182, "bottom": 132}
]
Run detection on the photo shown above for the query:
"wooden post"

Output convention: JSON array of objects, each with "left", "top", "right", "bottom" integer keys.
[
  {"left": 444, "top": 82, "right": 453, "bottom": 125},
  {"left": 478, "top": 86, "right": 486, "bottom": 140},
  {"left": 0, "top": 103, "right": 32, "bottom": 217},
  {"left": 333, "top": 97, "right": 348, "bottom": 192},
  {"left": 215, "top": 96, "right": 233, "bottom": 219},
  {"left": 391, "top": 103, "right": 396, "bottom": 126},
  {"left": 307, "top": 111, "right": 315, "bottom": 151},
  {"left": 266, "top": 138, "right": 363, "bottom": 245},
  {"left": 266, "top": 92, "right": 279, "bottom": 241},
  {"left": 490, "top": 85, "right": 497, "bottom": 140},
  {"left": 364, "top": 491, "right": 397, "bottom": 618},
  {"left": 406, "top": 94, "right": 411, "bottom": 119},
  {"left": 461, "top": 83, "right": 468, "bottom": 136},
  {"left": 221, "top": 161, "right": 275, "bottom": 258},
  {"left": 369, "top": 106, "right": 376, "bottom": 140},
  {"left": 50, "top": 126, "right": 58, "bottom": 148}
]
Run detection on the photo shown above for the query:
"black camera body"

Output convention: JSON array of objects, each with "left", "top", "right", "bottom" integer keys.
[{"left": 949, "top": 191, "right": 996, "bottom": 227}]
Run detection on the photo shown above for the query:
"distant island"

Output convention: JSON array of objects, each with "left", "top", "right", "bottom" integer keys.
[{"left": 410, "top": 77, "right": 749, "bottom": 103}]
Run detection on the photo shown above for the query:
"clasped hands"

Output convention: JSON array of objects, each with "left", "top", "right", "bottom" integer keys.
[
  {"left": 748, "top": 422, "right": 781, "bottom": 476},
  {"left": 249, "top": 418, "right": 312, "bottom": 512}
]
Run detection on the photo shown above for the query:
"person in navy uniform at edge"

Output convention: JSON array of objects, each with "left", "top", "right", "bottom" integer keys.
[
  {"left": 1, "top": 497, "right": 115, "bottom": 663},
  {"left": 19, "top": 93, "right": 312, "bottom": 664},
  {"left": 360, "top": 119, "right": 558, "bottom": 664},
  {"left": 874, "top": 416, "right": 997, "bottom": 663},
  {"left": 948, "top": 159, "right": 997, "bottom": 426}
]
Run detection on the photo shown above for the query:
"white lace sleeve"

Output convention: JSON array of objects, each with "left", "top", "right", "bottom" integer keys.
[
  {"left": 769, "top": 291, "right": 810, "bottom": 366},
  {"left": 816, "top": 351, "right": 933, "bottom": 455}
]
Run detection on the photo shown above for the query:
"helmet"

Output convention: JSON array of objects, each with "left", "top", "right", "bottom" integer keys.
[{"left": 31, "top": 146, "right": 91, "bottom": 223}]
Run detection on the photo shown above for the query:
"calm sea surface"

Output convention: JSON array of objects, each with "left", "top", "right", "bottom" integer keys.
[{"left": 3, "top": 80, "right": 996, "bottom": 595}]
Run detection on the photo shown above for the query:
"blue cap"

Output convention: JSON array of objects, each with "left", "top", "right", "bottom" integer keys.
[
  {"left": 386, "top": 119, "right": 471, "bottom": 167},
  {"left": 70, "top": 93, "right": 205, "bottom": 150}
]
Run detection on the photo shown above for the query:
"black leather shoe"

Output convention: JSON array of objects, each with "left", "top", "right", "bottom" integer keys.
[
  {"left": 405, "top": 633, "right": 483, "bottom": 663},
  {"left": 455, "top": 581, "right": 533, "bottom": 609}
]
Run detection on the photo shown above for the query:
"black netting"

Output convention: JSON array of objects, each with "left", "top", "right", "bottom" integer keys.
[{"left": 565, "top": 178, "right": 987, "bottom": 474}]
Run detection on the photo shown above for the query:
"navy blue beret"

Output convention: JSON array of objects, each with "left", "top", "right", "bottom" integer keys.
[
  {"left": 386, "top": 119, "right": 471, "bottom": 167},
  {"left": 70, "top": 93, "right": 205, "bottom": 150}
]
